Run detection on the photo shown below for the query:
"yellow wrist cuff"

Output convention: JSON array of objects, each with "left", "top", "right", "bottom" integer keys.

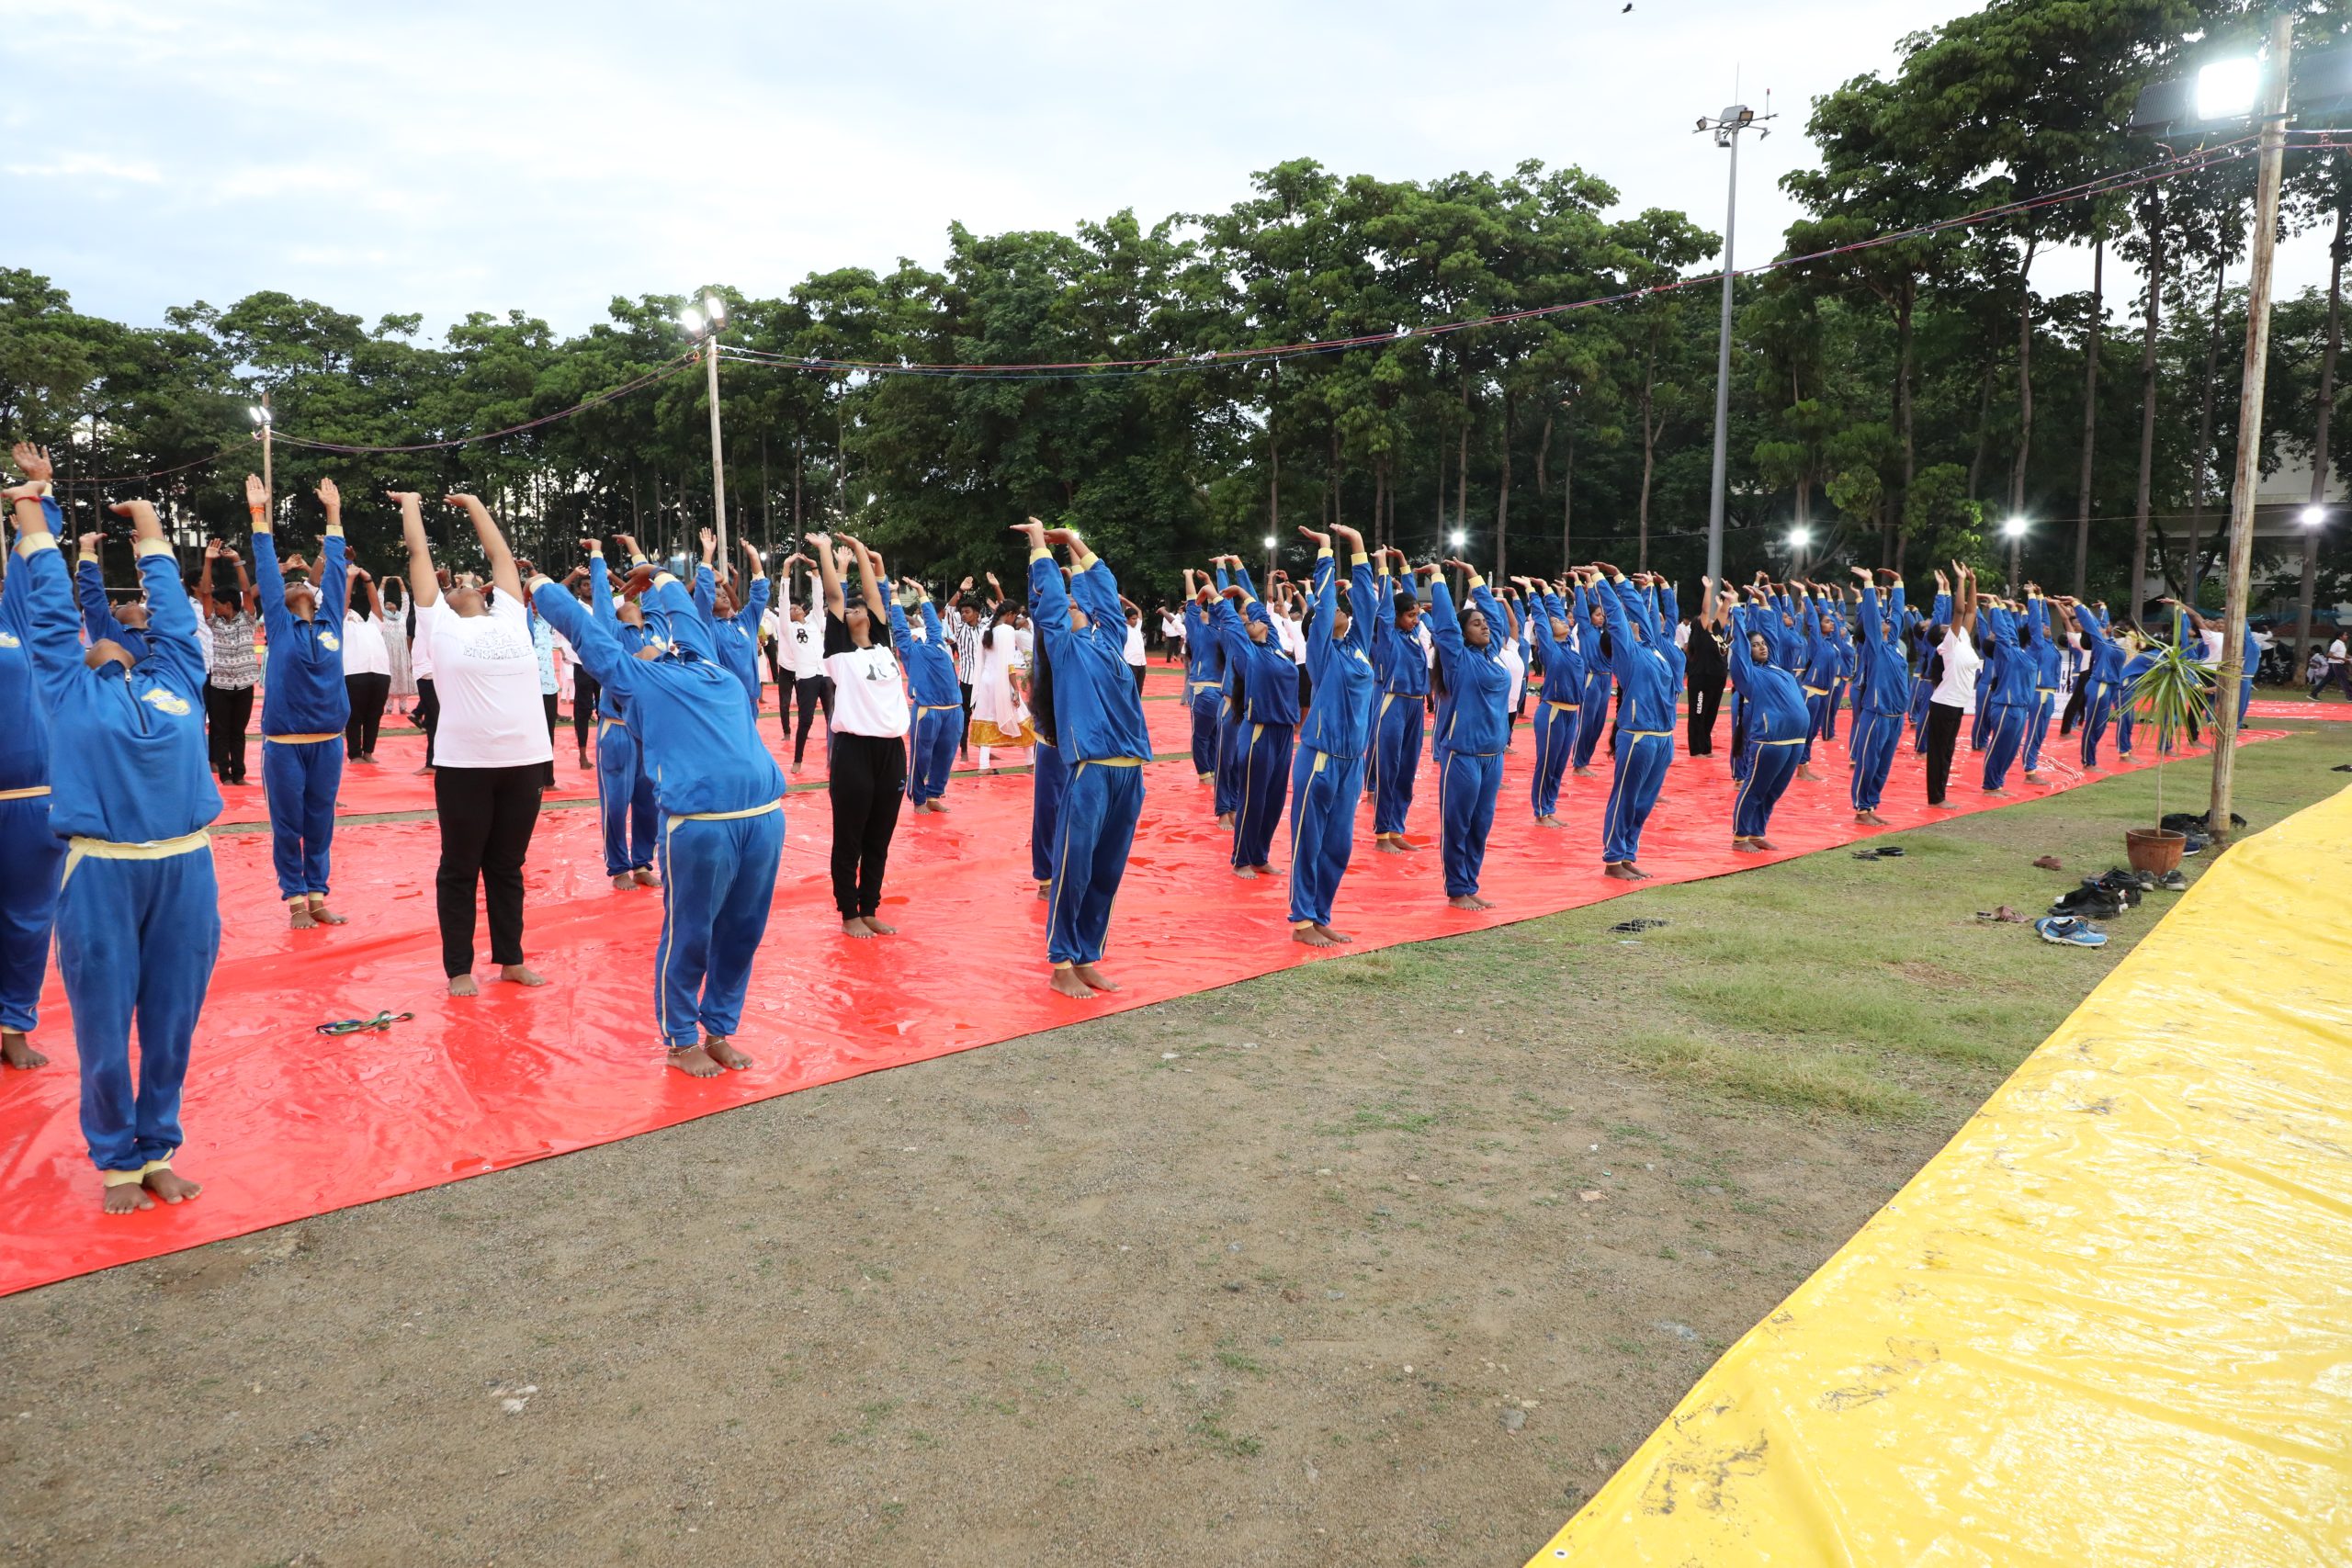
[{"left": 135, "top": 539, "right": 175, "bottom": 560}]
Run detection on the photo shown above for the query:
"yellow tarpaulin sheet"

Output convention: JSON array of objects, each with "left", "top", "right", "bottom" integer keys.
[{"left": 1530, "top": 786, "right": 2352, "bottom": 1567}]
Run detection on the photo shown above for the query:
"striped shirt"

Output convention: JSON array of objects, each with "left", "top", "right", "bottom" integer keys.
[{"left": 205, "top": 609, "right": 260, "bottom": 690}]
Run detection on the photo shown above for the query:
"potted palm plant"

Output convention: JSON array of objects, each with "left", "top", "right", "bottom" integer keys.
[{"left": 2123, "top": 627, "right": 2215, "bottom": 874}]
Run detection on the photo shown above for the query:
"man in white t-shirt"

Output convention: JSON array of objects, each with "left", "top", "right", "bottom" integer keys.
[{"left": 2327, "top": 632, "right": 2352, "bottom": 700}]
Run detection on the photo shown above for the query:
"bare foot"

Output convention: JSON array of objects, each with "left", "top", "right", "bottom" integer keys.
[
  {"left": 1251, "top": 863, "right": 1273, "bottom": 878},
  {"left": 1753, "top": 837, "right": 1778, "bottom": 852},
  {"left": 1447, "top": 894, "right": 1485, "bottom": 910},
  {"left": 1, "top": 1031, "right": 47, "bottom": 1070},
  {"left": 1573, "top": 767, "right": 1595, "bottom": 778},
  {"left": 613, "top": 874, "right": 635, "bottom": 891},
  {"left": 1216, "top": 813, "right": 1235, "bottom": 830},
  {"left": 633, "top": 868, "right": 660, "bottom": 888},
  {"left": 1375, "top": 837, "right": 1406, "bottom": 854},
  {"left": 1855, "top": 810, "right": 1886, "bottom": 826},
  {"left": 101, "top": 1180, "right": 154, "bottom": 1214},
  {"left": 2025, "top": 772, "right": 2052, "bottom": 785},
  {"left": 1797, "top": 766, "right": 1822, "bottom": 782},
  {"left": 1050, "top": 966, "right": 1097, "bottom": 999},
  {"left": 448, "top": 975, "right": 480, "bottom": 997},
  {"left": 668, "top": 1044, "right": 723, "bottom": 1077},
  {"left": 1984, "top": 787, "right": 2009, "bottom": 797},
  {"left": 1294, "top": 925, "right": 1340, "bottom": 948},
  {"left": 927, "top": 800, "right": 950, "bottom": 814},
  {"left": 288, "top": 900, "right": 316, "bottom": 931},
  {"left": 308, "top": 898, "right": 347, "bottom": 926},
  {"left": 702, "top": 1037, "right": 752, "bottom": 1071},
  {"left": 791, "top": 762, "right": 805, "bottom": 776},
  {"left": 144, "top": 1167, "right": 202, "bottom": 1204},
  {"left": 578, "top": 751, "right": 592, "bottom": 771},
  {"left": 1035, "top": 881, "right": 1051, "bottom": 901},
  {"left": 1072, "top": 964, "right": 1121, "bottom": 993},
  {"left": 842, "top": 919, "right": 875, "bottom": 939},
  {"left": 859, "top": 917, "right": 898, "bottom": 936},
  {"left": 1534, "top": 815, "right": 1563, "bottom": 829},
  {"left": 1235, "top": 865, "right": 1259, "bottom": 879},
  {"left": 1317, "top": 924, "right": 1354, "bottom": 943},
  {"left": 1604, "top": 863, "right": 1642, "bottom": 881},
  {"left": 1734, "top": 839, "right": 1764, "bottom": 853},
  {"left": 501, "top": 964, "right": 548, "bottom": 987},
  {"left": 413, "top": 764, "right": 434, "bottom": 776}
]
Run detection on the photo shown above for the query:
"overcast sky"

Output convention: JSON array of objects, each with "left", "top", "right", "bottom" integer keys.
[{"left": 5, "top": 0, "right": 2335, "bottom": 338}]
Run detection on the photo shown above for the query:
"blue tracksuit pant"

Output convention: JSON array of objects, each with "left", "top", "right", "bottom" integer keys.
[
  {"left": 1601, "top": 730, "right": 1673, "bottom": 865},
  {"left": 2079, "top": 682, "right": 2116, "bottom": 766},
  {"left": 1825, "top": 680, "right": 1845, "bottom": 741},
  {"left": 1030, "top": 742, "right": 1068, "bottom": 886},
  {"left": 1232, "top": 721, "right": 1294, "bottom": 869},
  {"left": 1908, "top": 674, "right": 1935, "bottom": 752},
  {"left": 1849, "top": 708, "right": 1902, "bottom": 814},
  {"left": 60, "top": 842, "right": 221, "bottom": 1173},
  {"left": 1436, "top": 748, "right": 1503, "bottom": 898},
  {"left": 1981, "top": 703, "right": 2030, "bottom": 789},
  {"left": 263, "top": 735, "right": 341, "bottom": 898},
  {"left": 1188, "top": 684, "right": 1222, "bottom": 778},
  {"left": 1373, "top": 694, "right": 1423, "bottom": 836},
  {"left": 1530, "top": 701, "right": 1577, "bottom": 818},
  {"left": 0, "top": 795, "right": 64, "bottom": 1034},
  {"left": 1734, "top": 740, "right": 1801, "bottom": 839},
  {"left": 1214, "top": 697, "right": 1247, "bottom": 817},
  {"left": 597, "top": 720, "right": 657, "bottom": 877},
  {"left": 1728, "top": 691, "right": 1751, "bottom": 783},
  {"left": 2238, "top": 674, "right": 2254, "bottom": 725},
  {"left": 1287, "top": 746, "right": 1363, "bottom": 927},
  {"left": 655, "top": 806, "right": 785, "bottom": 1052},
  {"left": 909, "top": 704, "right": 960, "bottom": 805},
  {"left": 2022, "top": 690, "right": 2056, "bottom": 774},
  {"left": 1048, "top": 760, "right": 1144, "bottom": 967},
  {"left": 1572, "top": 671, "right": 1611, "bottom": 769}
]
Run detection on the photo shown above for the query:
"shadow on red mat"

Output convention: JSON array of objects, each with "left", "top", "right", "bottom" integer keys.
[{"left": 0, "top": 724, "right": 2279, "bottom": 1296}]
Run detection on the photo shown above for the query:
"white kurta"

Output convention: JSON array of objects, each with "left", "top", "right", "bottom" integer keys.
[{"left": 967, "top": 626, "right": 1034, "bottom": 748}]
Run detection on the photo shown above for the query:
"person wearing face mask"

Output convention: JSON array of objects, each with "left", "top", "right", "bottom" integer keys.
[
  {"left": 249, "top": 474, "right": 352, "bottom": 931},
  {"left": 11, "top": 481, "right": 221, "bottom": 1213}
]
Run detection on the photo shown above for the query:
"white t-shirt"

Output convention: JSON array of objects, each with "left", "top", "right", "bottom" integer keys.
[
  {"left": 824, "top": 617, "right": 910, "bottom": 739},
  {"left": 1932, "top": 629, "right": 1983, "bottom": 712},
  {"left": 342, "top": 611, "right": 391, "bottom": 677},
  {"left": 1123, "top": 623, "right": 1147, "bottom": 667},
  {"left": 2330, "top": 637, "right": 2347, "bottom": 667},
  {"left": 2199, "top": 628, "right": 2225, "bottom": 662},
  {"left": 409, "top": 604, "right": 435, "bottom": 681},
  {"left": 1272, "top": 614, "right": 1307, "bottom": 667},
  {"left": 418, "top": 594, "right": 552, "bottom": 768}
]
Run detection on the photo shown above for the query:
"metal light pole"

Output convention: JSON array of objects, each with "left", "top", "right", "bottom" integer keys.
[
  {"left": 682, "top": 294, "right": 730, "bottom": 570},
  {"left": 2210, "top": 13, "right": 2294, "bottom": 847},
  {"left": 1697, "top": 98, "right": 1773, "bottom": 590}
]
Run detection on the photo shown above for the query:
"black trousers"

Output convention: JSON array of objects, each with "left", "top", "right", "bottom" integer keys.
[
  {"left": 1925, "top": 701, "right": 1965, "bottom": 806},
  {"left": 344, "top": 672, "right": 390, "bottom": 759},
  {"left": 828, "top": 732, "right": 906, "bottom": 918},
  {"left": 1687, "top": 673, "right": 1726, "bottom": 756},
  {"left": 414, "top": 676, "right": 440, "bottom": 766},
  {"left": 206, "top": 682, "right": 254, "bottom": 784},
  {"left": 572, "top": 669, "right": 601, "bottom": 753},
  {"left": 957, "top": 681, "right": 975, "bottom": 756},
  {"left": 2059, "top": 676, "right": 2088, "bottom": 736},
  {"left": 793, "top": 675, "right": 835, "bottom": 767},
  {"left": 433, "top": 763, "right": 544, "bottom": 977}
]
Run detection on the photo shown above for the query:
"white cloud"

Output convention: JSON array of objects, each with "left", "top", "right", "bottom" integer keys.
[{"left": 6, "top": 152, "right": 163, "bottom": 183}]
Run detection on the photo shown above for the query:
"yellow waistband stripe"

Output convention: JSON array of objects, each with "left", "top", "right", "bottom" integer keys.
[
  {"left": 1547, "top": 700, "right": 1579, "bottom": 713},
  {"left": 0, "top": 785, "right": 51, "bottom": 801},
  {"left": 669, "top": 799, "right": 783, "bottom": 826},
  {"left": 1078, "top": 757, "right": 1145, "bottom": 768},
  {"left": 63, "top": 829, "right": 212, "bottom": 887},
  {"left": 266, "top": 731, "right": 343, "bottom": 746}
]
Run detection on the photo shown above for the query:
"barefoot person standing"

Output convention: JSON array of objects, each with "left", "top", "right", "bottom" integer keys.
[
  {"left": 811, "top": 533, "right": 911, "bottom": 938},
  {"left": 14, "top": 489, "right": 221, "bottom": 1212},
  {"left": 249, "top": 474, "right": 351, "bottom": 930},
  {"left": 1019, "top": 517, "right": 1149, "bottom": 999},
  {"left": 396, "top": 491, "right": 551, "bottom": 997}
]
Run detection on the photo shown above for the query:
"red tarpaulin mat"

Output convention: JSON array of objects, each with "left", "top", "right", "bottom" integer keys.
[
  {"left": 2248, "top": 698, "right": 2352, "bottom": 721},
  {"left": 0, "top": 723, "right": 2281, "bottom": 1296}
]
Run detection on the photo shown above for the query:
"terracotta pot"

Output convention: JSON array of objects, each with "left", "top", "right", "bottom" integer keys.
[{"left": 2125, "top": 827, "right": 2186, "bottom": 874}]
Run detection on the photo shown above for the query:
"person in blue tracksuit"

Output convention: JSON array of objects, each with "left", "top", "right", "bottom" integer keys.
[
  {"left": 1209, "top": 554, "right": 1258, "bottom": 824},
  {"left": 16, "top": 491, "right": 222, "bottom": 1212},
  {"left": 1826, "top": 604, "right": 1856, "bottom": 744},
  {"left": 1425, "top": 562, "right": 1511, "bottom": 909},
  {"left": 1587, "top": 564, "right": 1681, "bottom": 879},
  {"left": 566, "top": 541, "right": 662, "bottom": 890},
  {"left": 1519, "top": 576, "right": 1585, "bottom": 827},
  {"left": 0, "top": 449, "right": 79, "bottom": 1073},
  {"left": 249, "top": 473, "right": 351, "bottom": 930},
  {"left": 1028, "top": 615, "right": 1066, "bottom": 900},
  {"left": 1976, "top": 593, "right": 2038, "bottom": 794},
  {"left": 2113, "top": 632, "right": 2159, "bottom": 758},
  {"left": 1372, "top": 550, "right": 1431, "bottom": 852},
  {"left": 1287, "top": 524, "right": 1382, "bottom": 945},
  {"left": 692, "top": 532, "right": 774, "bottom": 719},
  {"left": 893, "top": 581, "right": 965, "bottom": 814},
  {"left": 1724, "top": 587, "right": 1810, "bottom": 851},
  {"left": 1017, "top": 518, "right": 1151, "bottom": 1000},
  {"left": 2172, "top": 602, "right": 2259, "bottom": 728},
  {"left": 1213, "top": 572, "right": 1300, "bottom": 877},
  {"left": 533, "top": 544, "right": 785, "bottom": 1078},
  {"left": 1181, "top": 572, "right": 1225, "bottom": 785},
  {"left": 1847, "top": 568, "right": 1910, "bottom": 825},
  {"left": 2021, "top": 592, "right": 2064, "bottom": 785},
  {"left": 1798, "top": 591, "right": 1842, "bottom": 780},
  {"left": 2072, "top": 600, "right": 2128, "bottom": 768},
  {"left": 1571, "top": 588, "right": 1613, "bottom": 776}
]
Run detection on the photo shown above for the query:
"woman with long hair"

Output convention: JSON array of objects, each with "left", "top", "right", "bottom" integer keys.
[
  {"left": 1923, "top": 564, "right": 1981, "bottom": 809},
  {"left": 967, "top": 599, "right": 1035, "bottom": 773},
  {"left": 812, "top": 533, "right": 910, "bottom": 937}
]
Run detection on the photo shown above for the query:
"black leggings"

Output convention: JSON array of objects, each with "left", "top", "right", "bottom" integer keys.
[
  {"left": 1925, "top": 701, "right": 1965, "bottom": 806},
  {"left": 414, "top": 677, "right": 439, "bottom": 766},
  {"left": 793, "top": 676, "right": 835, "bottom": 767},
  {"left": 433, "top": 763, "right": 544, "bottom": 977},
  {"left": 206, "top": 682, "right": 254, "bottom": 783},
  {"left": 1687, "top": 673, "right": 1725, "bottom": 756},
  {"left": 2059, "top": 677, "right": 2088, "bottom": 736},
  {"left": 345, "top": 672, "right": 390, "bottom": 759},
  {"left": 828, "top": 732, "right": 906, "bottom": 918},
  {"left": 572, "top": 669, "right": 601, "bottom": 753}
]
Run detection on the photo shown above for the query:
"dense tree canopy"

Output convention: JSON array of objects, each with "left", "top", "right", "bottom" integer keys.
[{"left": 8, "top": 0, "right": 2351, "bottom": 630}]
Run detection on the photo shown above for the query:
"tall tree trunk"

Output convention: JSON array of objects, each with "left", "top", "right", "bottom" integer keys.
[
  {"left": 1965, "top": 361, "right": 1996, "bottom": 500},
  {"left": 652, "top": 470, "right": 664, "bottom": 560},
  {"left": 761, "top": 437, "right": 772, "bottom": 554},
  {"left": 1495, "top": 388, "right": 1514, "bottom": 581},
  {"left": 2301, "top": 186, "right": 2347, "bottom": 667},
  {"left": 2075, "top": 235, "right": 2104, "bottom": 597},
  {"left": 2008, "top": 232, "right": 2040, "bottom": 520},
  {"left": 1329, "top": 425, "right": 1342, "bottom": 530},
  {"left": 2187, "top": 254, "right": 2228, "bottom": 600},
  {"left": 1535, "top": 403, "right": 1554, "bottom": 497},
  {"left": 1372, "top": 461, "right": 1386, "bottom": 552},
  {"left": 1637, "top": 333, "right": 1659, "bottom": 570},
  {"left": 793, "top": 434, "right": 804, "bottom": 531},
  {"left": 1560, "top": 406, "right": 1577, "bottom": 574},
  {"left": 1268, "top": 398, "right": 1280, "bottom": 537},
  {"left": 2132, "top": 187, "right": 2165, "bottom": 617},
  {"left": 1454, "top": 378, "right": 1472, "bottom": 540},
  {"left": 1895, "top": 283, "right": 1917, "bottom": 565}
]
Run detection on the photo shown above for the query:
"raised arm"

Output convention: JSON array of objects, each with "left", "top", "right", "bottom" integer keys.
[
  {"left": 113, "top": 501, "right": 205, "bottom": 694},
  {"left": 316, "top": 479, "right": 350, "bottom": 625},
  {"left": 1015, "top": 519, "right": 1071, "bottom": 635},
  {"left": 393, "top": 491, "right": 438, "bottom": 609},
  {"left": 74, "top": 536, "right": 112, "bottom": 645},
  {"left": 448, "top": 493, "right": 523, "bottom": 604},
  {"left": 807, "top": 532, "right": 847, "bottom": 618},
  {"left": 835, "top": 534, "right": 890, "bottom": 620},
  {"left": 4, "top": 455, "right": 81, "bottom": 701},
  {"left": 529, "top": 556, "right": 633, "bottom": 694}
]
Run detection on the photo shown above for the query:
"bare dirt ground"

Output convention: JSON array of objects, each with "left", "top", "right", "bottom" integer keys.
[{"left": 2, "top": 728, "right": 2340, "bottom": 1568}]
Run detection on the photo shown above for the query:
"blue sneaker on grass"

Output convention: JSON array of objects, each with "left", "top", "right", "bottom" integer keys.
[{"left": 2035, "top": 915, "right": 2109, "bottom": 948}]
